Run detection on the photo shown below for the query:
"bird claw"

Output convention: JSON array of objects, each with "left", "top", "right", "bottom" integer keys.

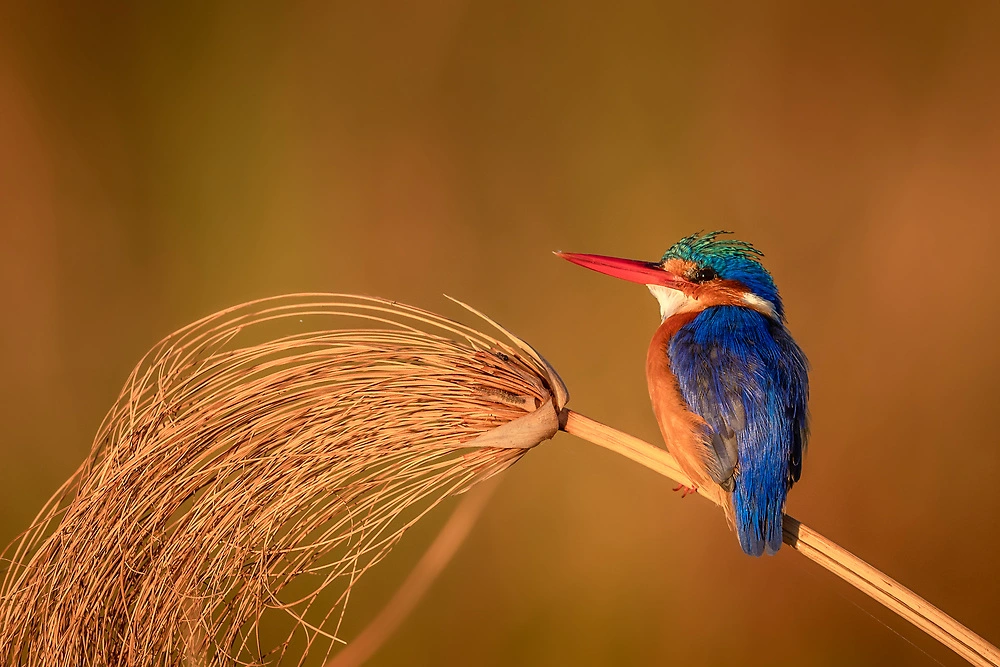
[{"left": 672, "top": 483, "right": 698, "bottom": 498}]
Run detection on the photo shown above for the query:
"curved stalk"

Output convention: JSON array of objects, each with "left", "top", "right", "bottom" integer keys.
[{"left": 561, "top": 409, "right": 1000, "bottom": 667}]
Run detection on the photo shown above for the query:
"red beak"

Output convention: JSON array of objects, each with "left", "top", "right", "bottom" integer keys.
[{"left": 554, "top": 251, "right": 683, "bottom": 287}]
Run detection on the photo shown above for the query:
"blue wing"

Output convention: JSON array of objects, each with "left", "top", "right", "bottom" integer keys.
[{"left": 669, "top": 306, "right": 809, "bottom": 556}]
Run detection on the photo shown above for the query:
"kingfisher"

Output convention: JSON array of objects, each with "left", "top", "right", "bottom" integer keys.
[{"left": 557, "top": 231, "right": 809, "bottom": 556}]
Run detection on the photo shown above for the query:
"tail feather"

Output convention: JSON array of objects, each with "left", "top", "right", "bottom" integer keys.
[{"left": 733, "top": 475, "right": 785, "bottom": 557}]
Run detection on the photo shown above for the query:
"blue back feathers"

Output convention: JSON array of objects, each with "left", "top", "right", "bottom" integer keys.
[{"left": 665, "top": 232, "right": 809, "bottom": 556}]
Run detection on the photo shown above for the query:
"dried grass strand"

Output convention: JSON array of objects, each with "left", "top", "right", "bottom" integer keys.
[
  {"left": 0, "top": 294, "right": 564, "bottom": 667},
  {"left": 324, "top": 481, "right": 497, "bottom": 667}
]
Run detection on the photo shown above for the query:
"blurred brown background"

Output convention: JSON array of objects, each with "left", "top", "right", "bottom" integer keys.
[{"left": 2, "top": 1, "right": 999, "bottom": 665}]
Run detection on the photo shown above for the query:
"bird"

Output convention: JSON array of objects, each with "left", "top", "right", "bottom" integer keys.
[{"left": 557, "top": 231, "right": 809, "bottom": 556}]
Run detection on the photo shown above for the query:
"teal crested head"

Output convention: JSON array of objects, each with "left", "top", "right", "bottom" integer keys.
[{"left": 660, "top": 231, "right": 782, "bottom": 318}]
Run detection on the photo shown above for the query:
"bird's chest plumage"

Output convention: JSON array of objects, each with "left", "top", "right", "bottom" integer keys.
[{"left": 645, "top": 312, "right": 720, "bottom": 489}]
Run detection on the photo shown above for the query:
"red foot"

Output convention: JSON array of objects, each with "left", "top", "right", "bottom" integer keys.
[{"left": 672, "top": 483, "right": 698, "bottom": 498}]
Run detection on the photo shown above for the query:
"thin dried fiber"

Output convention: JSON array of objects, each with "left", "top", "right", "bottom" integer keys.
[{"left": 0, "top": 294, "right": 563, "bottom": 666}]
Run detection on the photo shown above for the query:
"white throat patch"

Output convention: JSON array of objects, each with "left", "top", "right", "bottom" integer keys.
[{"left": 647, "top": 284, "right": 696, "bottom": 322}]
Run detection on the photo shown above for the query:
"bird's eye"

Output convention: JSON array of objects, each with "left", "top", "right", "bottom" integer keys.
[{"left": 690, "top": 267, "right": 718, "bottom": 283}]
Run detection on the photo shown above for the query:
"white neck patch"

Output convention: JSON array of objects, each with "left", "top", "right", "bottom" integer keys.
[{"left": 741, "top": 292, "right": 777, "bottom": 319}]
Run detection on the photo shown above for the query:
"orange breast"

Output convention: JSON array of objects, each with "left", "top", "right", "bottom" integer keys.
[{"left": 645, "top": 313, "right": 719, "bottom": 492}]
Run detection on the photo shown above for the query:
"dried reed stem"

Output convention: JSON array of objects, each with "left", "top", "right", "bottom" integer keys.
[{"left": 562, "top": 409, "right": 1000, "bottom": 667}]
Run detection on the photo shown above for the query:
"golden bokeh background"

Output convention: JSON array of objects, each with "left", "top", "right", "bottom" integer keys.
[{"left": 2, "top": 2, "right": 999, "bottom": 665}]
